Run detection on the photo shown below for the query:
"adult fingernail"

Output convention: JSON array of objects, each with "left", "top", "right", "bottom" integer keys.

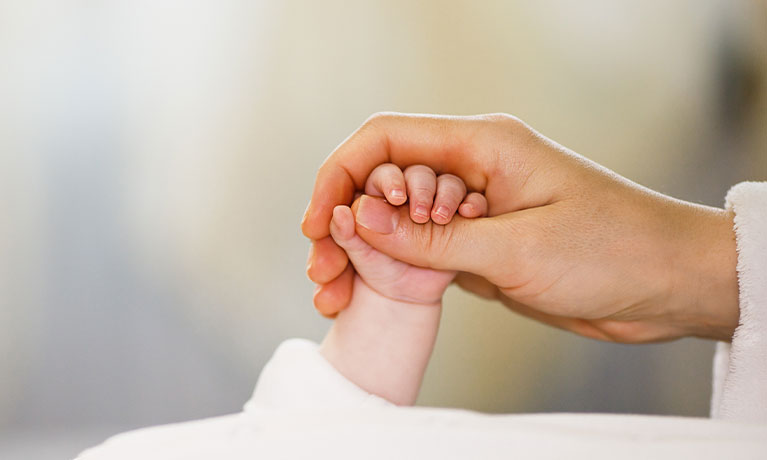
[
  {"left": 414, "top": 204, "right": 429, "bottom": 219},
  {"left": 356, "top": 196, "right": 399, "bottom": 234}
]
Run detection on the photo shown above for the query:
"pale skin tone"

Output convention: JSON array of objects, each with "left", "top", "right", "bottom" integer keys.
[
  {"left": 304, "top": 113, "right": 740, "bottom": 344},
  {"left": 319, "top": 164, "right": 486, "bottom": 405}
]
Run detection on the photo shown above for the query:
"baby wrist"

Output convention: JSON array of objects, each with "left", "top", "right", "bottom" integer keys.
[{"left": 319, "top": 277, "right": 442, "bottom": 405}]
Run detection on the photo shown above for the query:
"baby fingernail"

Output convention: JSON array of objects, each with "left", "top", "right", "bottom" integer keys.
[
  {"left": 434, "top": 206, "right": 449, "bottom": 219},
  {"left": 390, "top": 189, "right": 405, "bottom": 201}
]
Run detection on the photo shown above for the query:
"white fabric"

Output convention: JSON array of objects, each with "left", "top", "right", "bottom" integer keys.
[
  {"left": 78, "top": 181, "right": 767, "bottom": 459},
  {"left": 245, "top": 339, "right": 392, "bottom": 411},
  {"left": 711, "top": 181, "right": 767, "bottom": 423},
  {"left": 78, "top": 339, "right": 767, "bottom": 459}
]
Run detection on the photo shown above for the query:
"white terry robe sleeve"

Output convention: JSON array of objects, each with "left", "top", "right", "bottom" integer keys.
[{"left": 711, "top": 181, "right": 767, "bottom": 423}]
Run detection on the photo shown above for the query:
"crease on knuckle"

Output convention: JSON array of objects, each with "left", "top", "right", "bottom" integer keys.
[
  {"left": 410, "top": 185, "right": 436, "bottom": 197},
  {"left": 422, "top": 222, "right": 453, "bottom": 269}
]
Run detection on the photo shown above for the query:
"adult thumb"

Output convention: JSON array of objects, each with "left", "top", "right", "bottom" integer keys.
[{"left": 351, "top": 195, "right": 522, "bottom": 279}]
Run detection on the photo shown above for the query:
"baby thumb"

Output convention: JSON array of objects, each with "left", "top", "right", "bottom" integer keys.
[{"left": 352, "top": 195, "right": 518, "bottom": 277}]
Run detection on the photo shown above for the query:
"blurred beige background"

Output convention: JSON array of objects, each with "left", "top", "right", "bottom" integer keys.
[{"left": 0, "top": 1, "right": 765, "bottom": 459}]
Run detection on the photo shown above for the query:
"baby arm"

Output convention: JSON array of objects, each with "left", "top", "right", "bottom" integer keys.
[{"left": 319, "top": 165, "right": 487, "bottom": 406}]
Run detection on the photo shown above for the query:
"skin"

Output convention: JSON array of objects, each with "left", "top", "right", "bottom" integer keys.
[
  {"left": 320, "top": 165, "right": 485, "bottom": 405},
  {"left": 303, "top": 113, "right": 740, "bottom": 343}
]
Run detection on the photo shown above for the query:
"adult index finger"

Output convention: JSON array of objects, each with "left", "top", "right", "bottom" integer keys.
[{"left": 301, "top": 112, "right": 495, "bottom": 241}]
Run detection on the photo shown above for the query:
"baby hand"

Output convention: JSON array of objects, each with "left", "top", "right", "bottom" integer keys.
[{"left": 329, "top": 164, "right": 487, "bottom": 305}]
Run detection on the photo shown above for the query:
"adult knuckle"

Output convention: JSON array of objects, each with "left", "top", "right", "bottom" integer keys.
[
  {"left": 481, "top": 112, "right": 522, "bottom": 128},
  {"left": 363, "top": 111, "right": 397, "bottom": 129}
]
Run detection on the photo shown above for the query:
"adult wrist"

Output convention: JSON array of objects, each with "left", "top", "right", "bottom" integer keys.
[{"left": 673, "top": 206, "right": 739, "bottom": 341}]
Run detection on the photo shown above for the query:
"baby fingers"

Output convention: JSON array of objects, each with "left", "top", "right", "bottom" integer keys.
[
  {"left": 364, "top": 163, "right": 407, "bottom": 206},
  {"left": 431, "top": 173, "right": 467, "bottom": 225},
  {"left": 329, "top": 205, "right": 373, "bottom": 258},
  {"left": 404, "top": 165, "right": 437, "bottom": 224},
  {"left": 458, "top": 192, "right": 489, "bottom": 218},
  {"left": 364, "top": 163, "right": 484, "bottom": 225}
]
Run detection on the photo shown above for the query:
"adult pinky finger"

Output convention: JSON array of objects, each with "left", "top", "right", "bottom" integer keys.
[{"left": 458, "top": 192, "right": 488, "bottom": 218}]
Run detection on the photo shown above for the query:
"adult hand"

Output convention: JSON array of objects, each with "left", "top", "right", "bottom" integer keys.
[{"left": 302, "top": 113, "right": 739, "bottom": 343}]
